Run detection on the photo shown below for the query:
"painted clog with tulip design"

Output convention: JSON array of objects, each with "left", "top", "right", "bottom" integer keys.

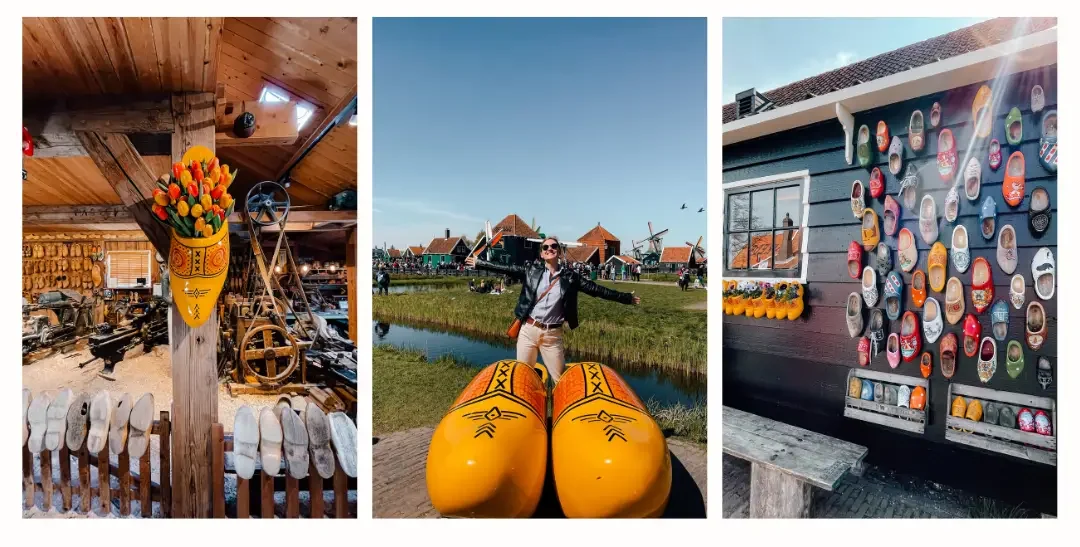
[{"left": 899, "top": 311, "right": 921, "bottom": 363}]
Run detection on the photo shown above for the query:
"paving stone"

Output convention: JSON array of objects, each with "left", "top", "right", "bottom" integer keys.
[{"left": 721, "top": 454, "right": 1028, "bottom": 519}]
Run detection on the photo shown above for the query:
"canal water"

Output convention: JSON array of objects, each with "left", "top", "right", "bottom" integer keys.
[{"left": 374, "top": 320, "right": 705, "bottom": 407}]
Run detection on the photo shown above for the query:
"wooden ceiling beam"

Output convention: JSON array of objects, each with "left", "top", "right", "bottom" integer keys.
[
  {"left": 26, "top": 95, "right": 173, "bottom": 157},
  {"left": 74, "top": 131, "right": 170, "bottom": 254},
  {"left": 23, "top": 204, "right": 130, "bottom": 224},
  {"left": 24, "top": 204, "right": 355, "bottom": 225}
]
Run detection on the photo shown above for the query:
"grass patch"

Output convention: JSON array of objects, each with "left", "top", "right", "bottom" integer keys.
[
  {"left": 372, "top": 346, "right": 478, "bottom": 435},
  {"left": 968, "top": 498, "right": 1035, "bottom": 519},
  {"left": 372, "top": 276, "right": 471, "bottom": 287},
  {"left": 647, "top": 399, "right": 707, "bottom": 444},
  {"left": 373, "top": 345, "right": 707, "bottom": 444},
  {"left": 372, "top": 282, "right": 706, "bottom": 373}
]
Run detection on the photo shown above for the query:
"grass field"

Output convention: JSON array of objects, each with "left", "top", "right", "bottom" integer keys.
[
  {"left": 372, "top": 281, "right": 706, "bottom": 372},
  {"left": 372, "top": 276, "right": 470, "bottom": 287},
  {"left": 373, "top": 346, "right": 706, "bottom": 444}
]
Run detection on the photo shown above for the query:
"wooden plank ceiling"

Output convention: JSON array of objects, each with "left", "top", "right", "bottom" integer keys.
[{"left": 22, "top": 17, "right": 356, "bottom": 211}]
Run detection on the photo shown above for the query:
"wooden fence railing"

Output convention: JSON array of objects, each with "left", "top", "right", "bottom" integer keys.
[
  {"left": 210, "top": 424, "right": 356, "bottom": 518},
  {"left": 23, "top": 412, "right": 171, "bottom": 517}
]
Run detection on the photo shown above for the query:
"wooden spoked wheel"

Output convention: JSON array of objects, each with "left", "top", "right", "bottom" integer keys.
[{"left": 239, "top": 324, "right": 299, "bottom": 385}]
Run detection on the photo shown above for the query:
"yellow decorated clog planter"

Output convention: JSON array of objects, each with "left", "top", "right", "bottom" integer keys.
[
  {"left": 169, "top": 222, "right": 229, "bottom": 327},
  {"left": 552, "top": 363, "right": 671, "bottom": 518},
  {"left": 426, "top": 360, "right": 548, "bottom": 518}
]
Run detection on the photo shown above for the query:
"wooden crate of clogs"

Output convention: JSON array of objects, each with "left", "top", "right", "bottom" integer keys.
[
  {"left": 843, "top": 368, "right": 929, "bottom": 434},
  {"left": 944, "top": 383, "right": 1056, "bottom": 466}
]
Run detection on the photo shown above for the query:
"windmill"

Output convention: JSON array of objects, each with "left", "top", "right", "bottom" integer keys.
[
  {"left": 530, "top": 217, "right": 541, "bottom": 235},
  {"left": 685, "top": 236, "right": 706, "bottom": 267},
  {"left": 633, "top": 222, "right": 668, "bottom": 265}
]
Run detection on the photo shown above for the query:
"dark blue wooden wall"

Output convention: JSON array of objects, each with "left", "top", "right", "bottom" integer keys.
[{"left": 721, "top": 66, "right": 1057, "bottom": 512}]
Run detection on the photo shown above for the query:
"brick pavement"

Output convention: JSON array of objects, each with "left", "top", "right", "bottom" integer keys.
[
  {"left": 722, "top": 455, "right": 1032, "bottom": 518},
  {"left": 373, "top": 427, "right": 707, "bottom": 518}
]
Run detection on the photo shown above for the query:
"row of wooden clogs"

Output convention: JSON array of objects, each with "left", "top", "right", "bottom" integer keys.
[
  {"left": 23, "top": 258, "right": 99, "bottom": 274},
  {"left": 23, "top": 243, "right": 103, "bottom": 259},
  {"left": 23, "top": 269, "right": 102, "bottom": 291}
]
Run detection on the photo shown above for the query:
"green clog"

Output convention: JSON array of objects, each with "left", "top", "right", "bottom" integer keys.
[
  {"left": 857, "top": 124, "right": 872, "bottom": 167},
  {"left": 1006, "top": 340, "right": 1025, "bottom": 379},
  {"left": 1006, "top": 107, "right": 1023, "bottom": 145}
]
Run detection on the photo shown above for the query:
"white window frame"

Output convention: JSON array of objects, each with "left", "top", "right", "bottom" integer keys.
[
  {"left": 106, "top": 250, "right": 153, "bottom": 289},
  {"left": 722, "top": 169, "right": 811, "bottom": 284}
]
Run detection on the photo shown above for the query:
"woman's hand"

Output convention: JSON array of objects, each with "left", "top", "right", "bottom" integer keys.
[
  {"left": 631, "top": 291, "right": 641, "bottom": 305},
  {"left": 465, "top": 255, "right": 477, "bottom": 268}
]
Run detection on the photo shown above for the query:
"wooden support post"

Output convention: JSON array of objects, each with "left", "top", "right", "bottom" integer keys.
[
  {"left": 118, "top": 450, "right": 131, "bottom": 516},
  {"left": 78, "top": 446, "right": 91, "bottom": 513},
  {"left": 23, "top": 445, "right": 34, "bottom": 509},
  {"left": 98, "top": 444, "right": 111, "bottom": 515},
  {"left": 346, "top": 228, "right": 356, "bottom": 342},
  {"left": 160, "top": 411, "right": 171, "bottom": 518},
  {"left": 59, "top": 446, "right": 72, "bottom": 511},
  {"left": 237, "top": 478, "right": 250, "bottom": 518},
  {"left": 41, "top": 449, "right": 53, "bottom": 511},
  {"left": 333, "top": 465, "right": 347, "bottom": 518},
  {"left": 309, "top": 463, "right": 324, "bottom": 518},
  {"left": 211, "top": 423, "right": 225, "bottom": 518},
  {"left": 285, "top": 475, "right": 300, "bottom": 518},
  {"left": 169, "top": 92, "right": 219, "bottom": 519},
  {"left": 749, "top": 463, "right": 814, "bottom": 518},
  {"left": 140, "top": 450, "right": 152, "bottom": 516},
  {"left": 261, "top": 470, "right": 275, "bottom": 518}
]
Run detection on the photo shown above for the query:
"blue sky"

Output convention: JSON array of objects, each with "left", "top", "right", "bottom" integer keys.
[
  {"left": 374, "top": 18, "right": 706, "bottom": 254},
  {"left": 722, "top": 17, "right": 991, "bottom": 104}
]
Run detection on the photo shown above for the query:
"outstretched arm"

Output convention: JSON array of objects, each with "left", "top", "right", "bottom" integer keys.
[
  {"left": 576, "top": 276, "right": 640, "bottom": 305},
  {"left": 469, "top": 257, "right": 527, "bottom": 281}
]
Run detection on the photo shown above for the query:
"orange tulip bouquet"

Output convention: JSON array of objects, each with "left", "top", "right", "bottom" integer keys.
[
  {"left": 152, "top": 153, "right": 237, "bottom": 238},
  {"left": 161, "top": 145, "right": 234, "bottom": 328}
]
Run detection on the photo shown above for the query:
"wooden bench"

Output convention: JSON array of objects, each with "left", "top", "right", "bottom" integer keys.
[{"left": 723, "top": 406, "right": 868, "bottom": 518}]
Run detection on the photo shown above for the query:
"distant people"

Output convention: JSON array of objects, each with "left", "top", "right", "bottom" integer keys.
[
  {"left": 467, "top": 236, "right": 640, "bottom": 384},
  {"left": 375, "top": 266, "right": 391, "bottom": 296}
]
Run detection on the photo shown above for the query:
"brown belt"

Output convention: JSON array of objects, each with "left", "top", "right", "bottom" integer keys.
[{"left": 526, "top": 317, "right": 562, "bottom": 330}]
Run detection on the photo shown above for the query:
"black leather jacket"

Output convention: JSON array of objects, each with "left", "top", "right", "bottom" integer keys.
[{"left": 475, "top": 259, "right": 635, "bottom": 330}]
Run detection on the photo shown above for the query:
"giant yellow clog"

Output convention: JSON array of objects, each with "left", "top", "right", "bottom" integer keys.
[
  {"left": 426, "top": 360, "right": 548, "bottom": 518},
  {"left": 552, "top": 363, "right": 671, "bottom": 518},
  {"left": 168, "top": 221, "right": 229, "bottom": 327}
]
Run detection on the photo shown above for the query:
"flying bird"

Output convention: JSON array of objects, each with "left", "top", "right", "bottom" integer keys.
[
  {"left": 680, "top": 203, "right": 687, "bottom": 210},
  {"left": 698, "top": 207, "right": 705, "bottom": 213}
]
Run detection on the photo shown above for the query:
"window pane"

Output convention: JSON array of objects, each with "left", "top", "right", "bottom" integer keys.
[
  {"left": 728, "top": 194, "right": 749, "bottom": 231},
  {"left": 727, "top": 233, "right": 748, "bottom": 270},
  {"left": 750, "top": 190, "right": 774, "bottom": 230},
  {"left": 773, "top": 228, "right": 803, "bottom": 271},
  {"left": 749, "top": 231, "right": 772, "bottom": 270},
  {"left": 775, "top": 186, "right": 801, "bottom": 227}
]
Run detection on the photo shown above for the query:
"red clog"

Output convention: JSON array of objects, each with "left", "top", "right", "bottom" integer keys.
[
  {"left": 940, "top": 333, "right": 958, "bottom": 379},
  {"left": 857, "top": 337, "right": 871, "bottom": 367},
  {"left": 869, "top": 167, "right": 884, "bottom": 199},
  {"left": 899, "top": 311, "right": 921, "bottom": 363},
  {"left": 848, "top": 241, "right": 863, "bottom": 279},
  {"left": 963, "top": 314, "right": 982, "bottom": 358},
  {"left": 970, "top": 257, "right": 994, "bottom": 313}
]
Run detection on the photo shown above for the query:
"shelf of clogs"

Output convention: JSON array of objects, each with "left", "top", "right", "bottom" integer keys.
[
  {"left": 844, "top": 368, "right": 929, "bottom": 434},
  {"left": 944, "top": 382, "right": 1056, "bottom": 466},
  {"left": 721, "top": 279, "right": 805, "bottom": 320}
]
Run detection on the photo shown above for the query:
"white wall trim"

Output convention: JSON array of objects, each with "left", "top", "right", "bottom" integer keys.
[
  {"left": 724, "top": 27, "right": 1057, "bottom": 144},
  {"left": 722, "top": 169, "right": 811, "bottom": 284}
]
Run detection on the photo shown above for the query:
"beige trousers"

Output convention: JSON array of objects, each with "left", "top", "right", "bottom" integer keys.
[{"left": 516, "top": 321, "right": 566, "bottom": 384}]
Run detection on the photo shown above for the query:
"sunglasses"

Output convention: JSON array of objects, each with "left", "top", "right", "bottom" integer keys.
[{"left": 542, "top": 244, "right": 558, "bottom": 251}]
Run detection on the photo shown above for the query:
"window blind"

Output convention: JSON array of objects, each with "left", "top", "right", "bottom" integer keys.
[{"left": 107, "top": 251, "right": 151, "bottom": 288}]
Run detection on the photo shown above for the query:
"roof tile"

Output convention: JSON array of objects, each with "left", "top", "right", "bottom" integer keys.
[{"left": 722, "top": 18, "right": 1056, "bottom": 124}]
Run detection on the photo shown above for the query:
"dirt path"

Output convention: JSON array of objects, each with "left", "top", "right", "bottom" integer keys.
[{"left": 372, "top": 427, "right": 707, "bottom": 518}]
